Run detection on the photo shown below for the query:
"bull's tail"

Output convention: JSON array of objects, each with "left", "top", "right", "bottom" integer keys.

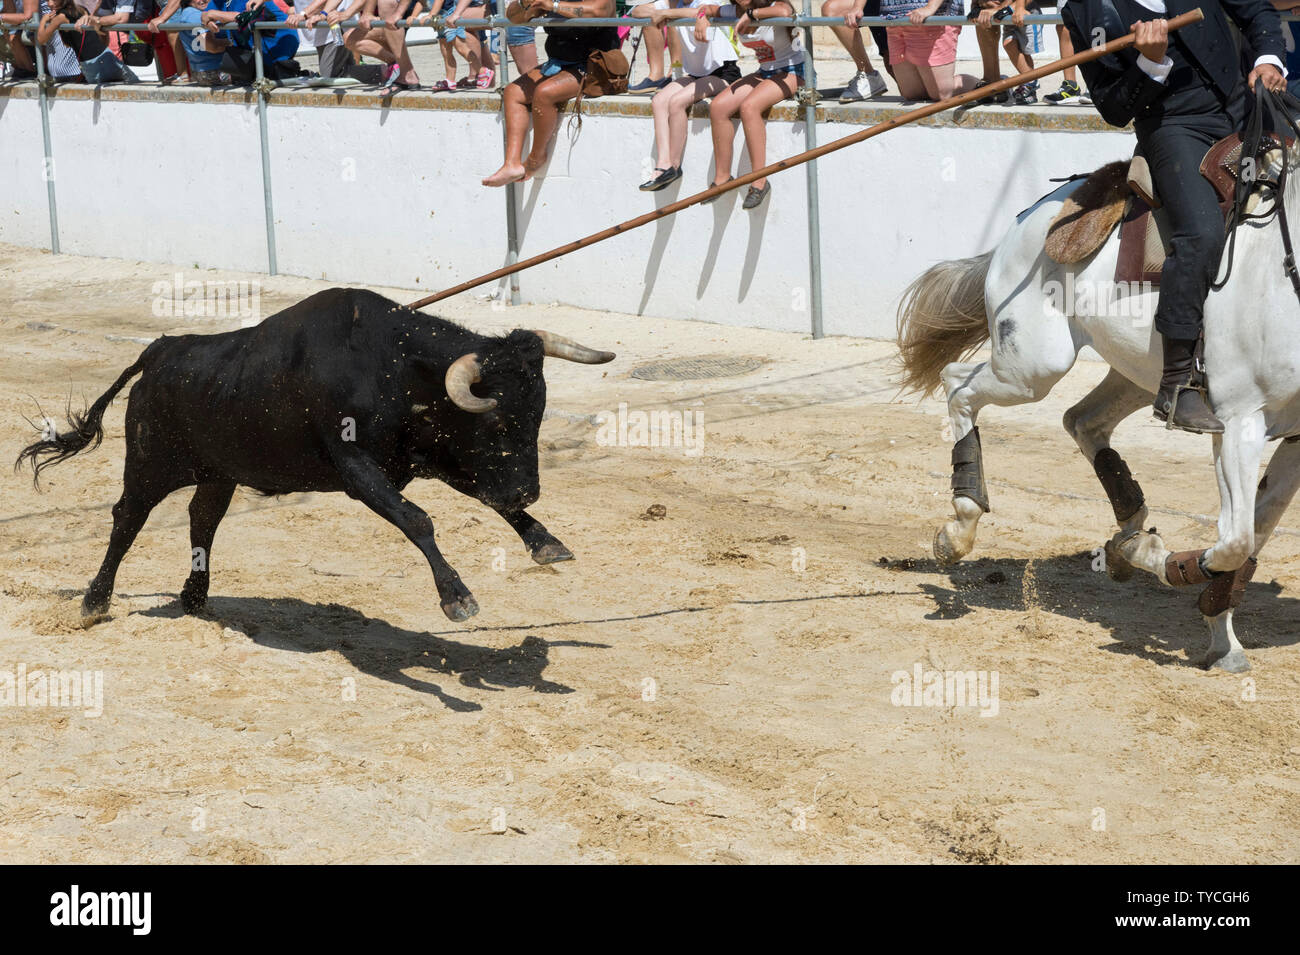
[
  {"left": 16, "top": 342, "right": 156, "bottom": 487},
  {"left": 896, "top": 251, "right": 993, "bottom": 399}
]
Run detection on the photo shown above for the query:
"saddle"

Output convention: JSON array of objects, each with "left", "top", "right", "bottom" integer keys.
[{"left": 1044, "top": 132, "right": 1294, "bottom": 285}]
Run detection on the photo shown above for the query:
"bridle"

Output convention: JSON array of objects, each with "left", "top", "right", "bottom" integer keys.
[{"left": 1213, "top": 84, "right": 1300, "bottom": 308}]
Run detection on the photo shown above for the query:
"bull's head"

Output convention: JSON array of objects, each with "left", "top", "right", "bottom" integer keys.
[{"left": 436, "top": 330, "right": 614, "bottom": 512}]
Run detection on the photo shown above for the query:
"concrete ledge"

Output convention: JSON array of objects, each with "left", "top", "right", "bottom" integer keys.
[{"left": 0, "top": 77, "right": 1118, "bottom": 132}]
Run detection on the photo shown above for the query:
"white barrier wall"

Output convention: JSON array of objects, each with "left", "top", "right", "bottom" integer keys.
[{"left": 0, "top": 89, "right": 1131, "bottom": 338}]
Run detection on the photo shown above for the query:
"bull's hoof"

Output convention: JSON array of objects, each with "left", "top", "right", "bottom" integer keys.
[
  {"left": 531, "top": 541, "right": 574, "bottom": 565},
  {"left": 1203, "top": 648, "right": 1251, "bottom": 673},
  {"left": 1103, "top": 538, "right": 1135, "bottom": 582},
  {"left": 440, "top": 594, "right": 480, "bottom": 622},
  {"left": 933, "top": 526, "right": 964, "bottom": 566},
  {"left": 180, "top": 582, "right": 208, "bottom": 614},
  {"left": 79, "top": 594, "right": 110, "bottom": 628}
]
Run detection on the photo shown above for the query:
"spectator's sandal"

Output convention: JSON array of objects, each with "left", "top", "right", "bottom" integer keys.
[
  {"left": 701, "top": 177, "right": 735, "bottom": 204},
  {"left": 742, "top": 182, "right": 771, "bottom": 210},
  {"left": 385, "top": 81, "right": 418, "bottom": 93},
  {"left": 455, "top": 76, "right": 476, "bottom": 90},
  {"left": 639, "top": 166, "right": 682, "bottom": 192},
  {"left": 433, "top": 79, "right": 454, "bottom": 91},
  {"left": 476, "top": 68, "right": 495, "bottom": 89}
]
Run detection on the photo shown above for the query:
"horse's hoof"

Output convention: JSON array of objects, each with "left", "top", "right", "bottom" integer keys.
[
  {"left": 180, "top": 585, "right": 207, "bottom": 614},
  {"left": 1104, "top": 538, "right": 1135, "bottom": 582},
  {"left": 79, "top": 595, "right": 109, "bottom": 628},
  {"left": 934, "top": 526, "right": 963, "bottom": 566},
  {"left": 531, "top": 542, "right": 574, "bottom": 565},
  {"left": 440, "top": 594, "right": 480, "bottom": 622},
  {"left": 1203, "top": 649, "right": 1250, "bottom": 673}
]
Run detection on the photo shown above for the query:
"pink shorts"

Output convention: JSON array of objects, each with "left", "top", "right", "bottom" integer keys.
[{"left": 888, "top": 24, "right": 960, "bottom": 68}]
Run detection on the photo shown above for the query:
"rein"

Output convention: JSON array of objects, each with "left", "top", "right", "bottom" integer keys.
[{"left": 1213, "top": 84, "right": 1300, "bottom": 308}]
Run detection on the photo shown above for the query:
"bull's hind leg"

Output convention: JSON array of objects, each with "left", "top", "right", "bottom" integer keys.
[
  {"left": 331, "top": 449, "right": 479, "bottom": 621},
  {"left": 494, "top": 508, "right": 574, "bottom": 565},
  {"left": 1061, "top": 369, "right": 1156, "bottom": 581},
  {"left": 82, "top": 479, "right": 173, "bottom": 625},
  {"left": 935, "top": 350, "right": 1075, "bottom": 564},
  {"left": 180, "top": 482, "right": 236, "bottom": 613}
]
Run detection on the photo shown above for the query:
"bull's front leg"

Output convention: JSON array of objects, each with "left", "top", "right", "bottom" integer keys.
[
  {"left": 331, "top": 451, "right": 479, "bottom": 621},
  {"left": 494, "top": 508, "right": 574, "bottom": 565}
]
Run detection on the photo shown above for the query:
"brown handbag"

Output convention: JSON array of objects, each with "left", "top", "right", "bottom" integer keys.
[{"left": 581, "top": 48, "right": 629, "bottom": 98}]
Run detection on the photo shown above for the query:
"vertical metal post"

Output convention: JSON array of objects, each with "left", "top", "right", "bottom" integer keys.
[
  {"left": 799, "top": 2, "right": 823, "bottom": 338},
  {"left": 33, "top": 27, "right": 60, "bottom": 254},
  {"left": 499, "top": 17, "right": 521, "bottom": 305},
  {"left": 253, "top": 30, "right": 278, "bottom": 275}
]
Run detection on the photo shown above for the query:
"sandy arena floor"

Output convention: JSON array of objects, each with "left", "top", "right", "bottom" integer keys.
[{"left": 1, "top": 243, "right": 1298, "bottom": 864}]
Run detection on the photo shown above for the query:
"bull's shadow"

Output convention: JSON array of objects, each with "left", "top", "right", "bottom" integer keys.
[
  {"left": 139, "top": 596, "right": 608, "bottom": 712},
  {"left": 883, "top": 551, "right": 1300, "bottom": 668}
]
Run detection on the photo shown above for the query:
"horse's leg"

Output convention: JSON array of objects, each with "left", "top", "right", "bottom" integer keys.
[
  {"left": 934, "top": 348, "right": 1075, "bottom": 563},
  {"left": 1061, "top": 369, "right": 1158, "bottom": 581},
  {"left": 1197, "top": 436, "right": 1300, "bottom": 672}
]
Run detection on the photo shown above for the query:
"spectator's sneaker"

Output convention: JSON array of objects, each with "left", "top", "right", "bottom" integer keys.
[
  {"left": 1044, "top": 79, "right": 1090, "bottom": 104},
  {"left": 639, "top": 166, "right": 682, "bottom": 191},
  {"left": 193, "top": 70, "right": 233, "bottom": 87},
  {"left": 840, "top": 69, "right": 887, "bottom": 102},
  {"left": 1011, "top": 81, "right": 1038, "bottom": 106},
  {"left": 628, "top": 77, "right": 669, "bottom": 92}
]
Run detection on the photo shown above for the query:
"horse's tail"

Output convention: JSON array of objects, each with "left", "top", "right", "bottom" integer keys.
[
  {"left": 896, "top": 251, "right": 993, "bottom": 398},
  {"left": 15, "top": 342, "right": 157, "bottom": 488}
]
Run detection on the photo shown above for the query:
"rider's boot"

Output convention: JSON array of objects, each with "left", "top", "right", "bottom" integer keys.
[{"left": 1153, "top": 335, "right": 1224, "bottom": 434}]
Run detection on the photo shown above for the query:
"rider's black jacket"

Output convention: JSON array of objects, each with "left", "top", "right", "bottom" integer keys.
[{"left": 1061, "top": 0, "right": 1285, "bottom": 128}]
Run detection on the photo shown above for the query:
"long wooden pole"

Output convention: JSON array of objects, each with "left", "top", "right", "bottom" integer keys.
[{"left": 406, "top": 9, "right": 1205, "bottom": 312}]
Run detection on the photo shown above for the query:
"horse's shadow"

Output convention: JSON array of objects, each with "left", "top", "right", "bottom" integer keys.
[
  {"left": 883, "top": 551, "right": 1300, "bottom": 668},
  {"left": 139, "top": 596, "right": 610, "bottom": 712}
]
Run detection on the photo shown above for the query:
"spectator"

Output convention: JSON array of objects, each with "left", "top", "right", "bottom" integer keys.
[
  {"left": 971, "top": 0, "right": 1039, "bottom": 104},
  {"left": 18, "top": 0, "right": 82, "bottom": 77},
  {"left": 628, "top": 6, "right": 680, "bottom": 91},
  {"left": 697, "top": 0, "right": 802, "bottom": 210},
  {"left": 200, "top": 0, "right": 300, "bottom": 83},
  {"left": 164, "top": 0, "right": 232, "bottom": 83},
  {"left": 630, "top": 0, "right": 738, "bottom": 190},
  {"left": 481, "top": 0, "right": 620, "bottom": 188},
  {"left": 476, "top": 0, "right": 539, "bottom": 76},
  {"left": 418, "top": 0, "right": 490, "bottom": 89},
  {"left": 336, "top": 0, "right": 417, "bottom": 89},
  {"left": 287, "top": 0, "right": 357, "bottom": 82},
  {"left": 824, "top": 0, "right": 889, "bottom": 101},
  {"left": 880, "top": 0, "right": 976, "bottom": 101},
  {"left": 1040, "top": 3, "right": 1087, "bottom": 103},
  {"left": 36, "top": 0, "right": 138, "bottom": 81},
  {"left": 1, "top": 0, "right": 40, "bottom": 78},
  {"left": 109, "top": 0, "right": 180, "bottom": 81}
]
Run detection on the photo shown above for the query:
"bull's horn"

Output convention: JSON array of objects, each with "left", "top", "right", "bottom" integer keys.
[
  {"left": 445, "top": 353, "right": 497, "bottom": 413},
  {"left": 532, "top": 330, "right": 616, "bottom": 364}
]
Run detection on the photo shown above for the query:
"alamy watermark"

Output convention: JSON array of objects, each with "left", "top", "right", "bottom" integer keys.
[
  {"left": 0, "top": 664, "right": 103, "bottom": 717},
  {"left": 151, "top": 273, "right": 261, "bottom": 325},
  {"left": 1043, "top": 275, "right": 1156, "bottom": 322},
  {"left": 594, "top": 403, "right": 705, "bottom": 456},
  {"left": 890, "top": 663, "right": 999, "bottom": 717}
]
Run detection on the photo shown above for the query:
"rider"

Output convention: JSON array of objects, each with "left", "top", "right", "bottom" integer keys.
[{"left": 1061, "top": 0, "right": 1287, "bottom": 433}]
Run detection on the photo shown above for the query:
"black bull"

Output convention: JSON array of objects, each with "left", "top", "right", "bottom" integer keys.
[{"left": 16, "top": 288, "right": 615, "bottom": 623}]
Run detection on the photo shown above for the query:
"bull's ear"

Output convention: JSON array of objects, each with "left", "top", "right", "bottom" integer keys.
[{"left": 503, "top": 329, "right": 545, "bottom": 364}]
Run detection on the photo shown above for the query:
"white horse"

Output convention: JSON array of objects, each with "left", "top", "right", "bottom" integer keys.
[{"left": 896, "top": 151, "right": 1300, "bottom": 673}]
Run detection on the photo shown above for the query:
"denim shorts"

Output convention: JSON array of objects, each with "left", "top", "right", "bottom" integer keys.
[
  {"left": 759, "top": 60, "right": 804, "bottom": 81},
  {"left": 80, "top": 48, "right": 139, "bottom": 85},
  {"left": 484, "top": 0, "right": 537, "bottom": 46},
  {"left": 540, "top": 57, "right": 583, "bottom": 78}
]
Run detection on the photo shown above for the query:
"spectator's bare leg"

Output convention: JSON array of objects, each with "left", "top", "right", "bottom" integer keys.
[
  {"left": 483, "top": 69, "right": 541, "bottom": 186},
  {"left": 1056, "top": 25, "right": 1077, "bottom": 84},
  {"left": 918, "top": 61, "right": 978, "bottom": 101},
  {"left": 976, "top": 24, "right": 1000, "bottom": 84},
  {"left": 667, "top": 23, "right": 680, "bottom": 72},
  {"left": 737, "top": 73, "right": 797, "bottom": 191},
  {"left": 824, "top": 0, "right": 877, "bottom": 74},
  {"left": 707, "top": 78, "right": 757, "bottom": 186},
  {"left": 511, "top": 39, "right": 538, "bottom": 75},
  {"left": 892, "top": 61, "right": 926, "bottom": 100},
  {"left": 439, "top": 38, "right": 456, "bottom": 82},
  {"left": 347, "top": 26, "right": 397, "bottom": 66},
  {"left": 642, "top": 25, "right": 665, "bottom": 82},
  {"left": 523, "top": 69, "right": 579, "bottom": 177},
  {"left": 454, "top": 33, "right": 481, "bottom": 75},
  {"left": 378, "top": 0, "right": 418, "bottom": 83},
  {"left": 1002, "top": 35, "right": 1032, "bottom": 75}
]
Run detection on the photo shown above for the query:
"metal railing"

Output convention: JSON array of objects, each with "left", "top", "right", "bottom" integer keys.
[{"left": 0, "top": 11, "right": 1204, "bottom": 334}]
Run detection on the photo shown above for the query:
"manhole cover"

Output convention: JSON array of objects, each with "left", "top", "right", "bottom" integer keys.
[{"left": 631, "top": 355, "right": 767, "bottom": 381}]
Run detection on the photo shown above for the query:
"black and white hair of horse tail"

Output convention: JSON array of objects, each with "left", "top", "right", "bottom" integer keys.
[{"left": 895, "top": 250, "right": 993, "bottom": 399}]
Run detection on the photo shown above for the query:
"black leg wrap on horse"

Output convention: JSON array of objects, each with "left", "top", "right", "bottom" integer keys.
[
  {"left": 1197, "top": 556, "right": 1257, "bottom": 617},
  {"left": 951, "top": 427, "right": 990, "bottom": 513},
  {"left": 1092, "top": 448, "right": 1145, "bottom": 524}
]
